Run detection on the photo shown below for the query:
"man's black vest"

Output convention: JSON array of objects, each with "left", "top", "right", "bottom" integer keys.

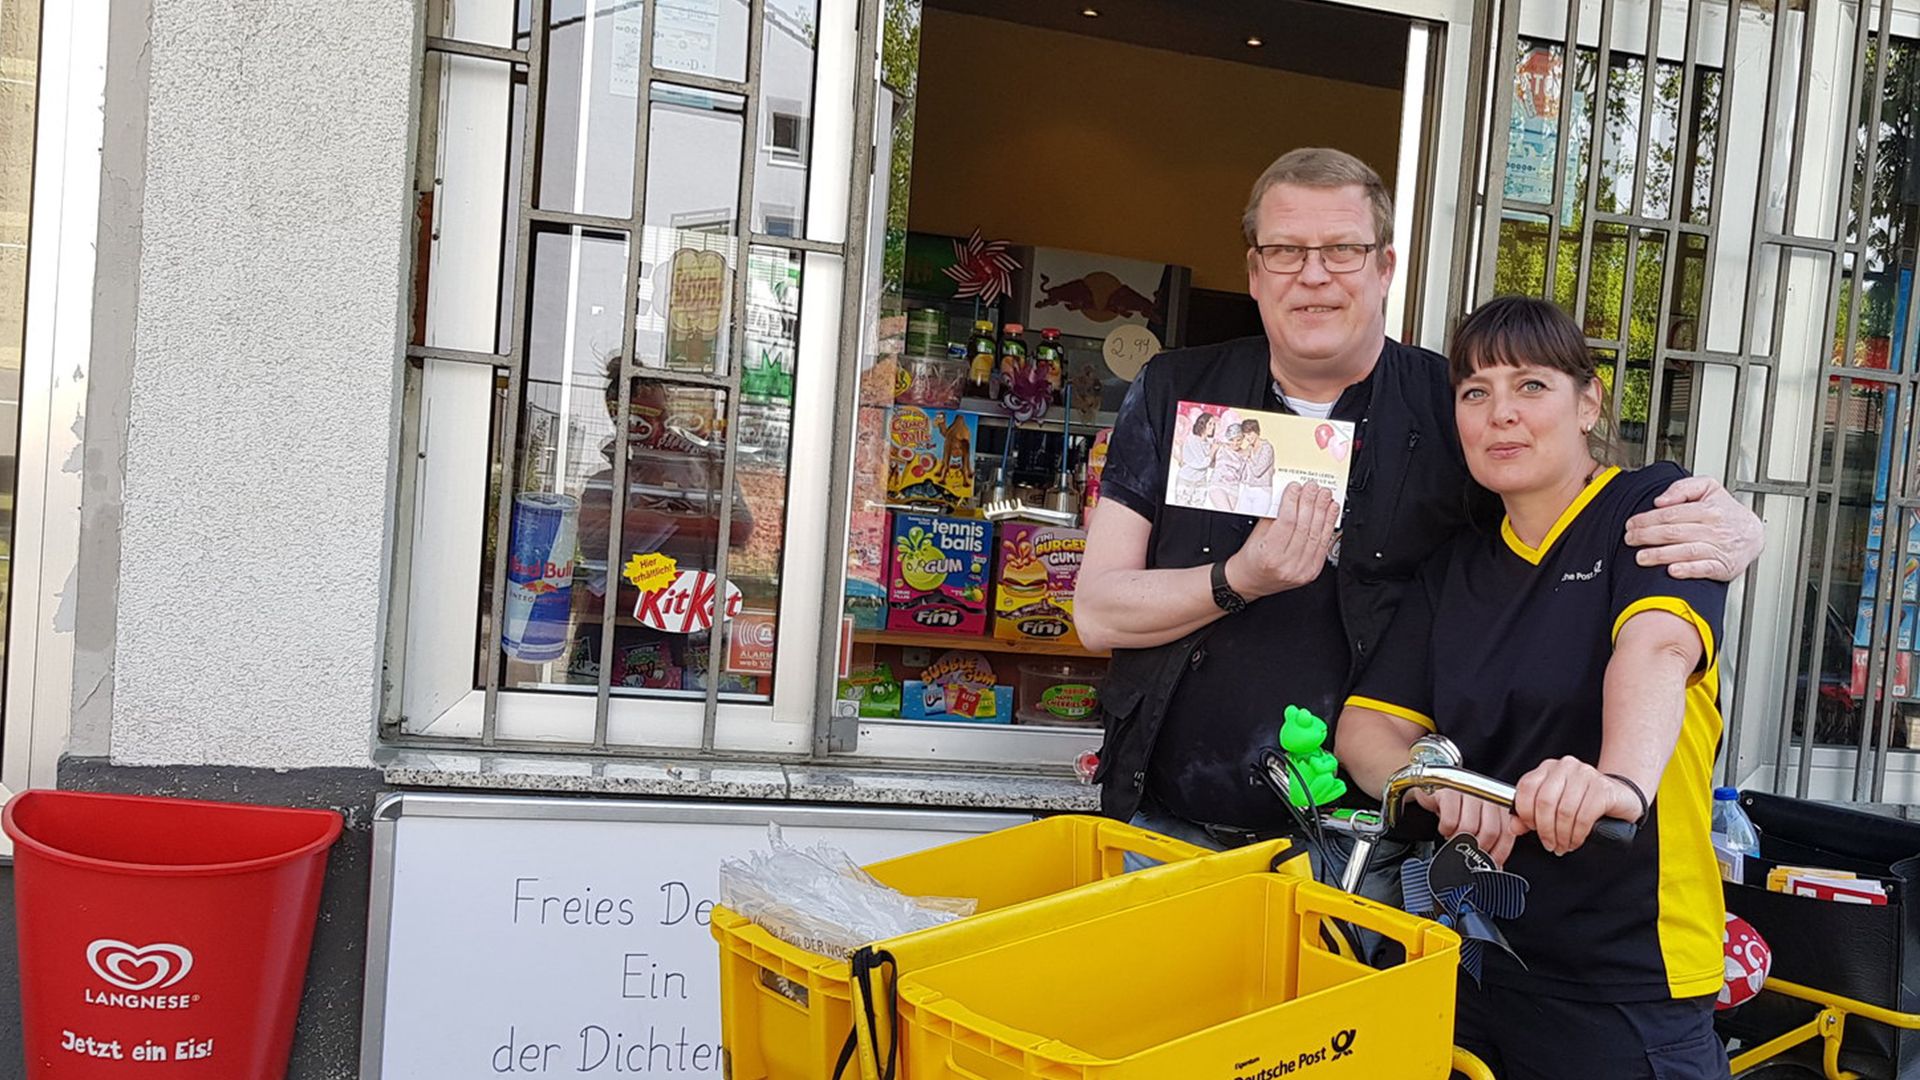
[{"left": 1094, "top": 335, "right": 1494, "bottom": 822}]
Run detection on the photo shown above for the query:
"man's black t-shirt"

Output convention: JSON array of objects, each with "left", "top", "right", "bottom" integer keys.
[{"left": 1102, "top": 373, "right": 1372, "bottom": 831}]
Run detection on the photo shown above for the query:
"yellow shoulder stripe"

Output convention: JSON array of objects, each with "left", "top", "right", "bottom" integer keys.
[
  {"left": 1345, "top": 695, "right": 1437, "bottom": 732},
  {"left": 1612, "top": 596, "right": 1717, "bottom": 683}
]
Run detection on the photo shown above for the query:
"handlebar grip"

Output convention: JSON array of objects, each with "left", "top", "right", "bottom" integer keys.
[{"left": 1588, "top": 817, "right": 1639, "bottom": 846}]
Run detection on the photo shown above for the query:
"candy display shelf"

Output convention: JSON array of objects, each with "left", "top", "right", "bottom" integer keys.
[
  {"left": 853, "top": 628, "right": 1110, "bottom": 659},
  {"left": 954, "top": 397, "right": 1118, "bottom": 430}
]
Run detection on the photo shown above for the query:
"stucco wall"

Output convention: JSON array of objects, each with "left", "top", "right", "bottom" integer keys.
[{"left": 106, "top": 0, "right": 416, "bottom": 767}]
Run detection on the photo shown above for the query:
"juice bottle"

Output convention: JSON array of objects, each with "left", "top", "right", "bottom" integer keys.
[
  {"left": 999, "top": 324, "right": 1029, "bottom": 390},
  {"left": 1036, "top": 328, "right": 1065, "bottom": 406},
  {"left": 967, "top": 320, "right": 997, "bottom": 400}
]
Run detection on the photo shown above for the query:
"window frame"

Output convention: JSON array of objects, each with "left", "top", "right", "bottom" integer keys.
[{"left": 386, "top": 0, "right": 861, "bottom": 759}]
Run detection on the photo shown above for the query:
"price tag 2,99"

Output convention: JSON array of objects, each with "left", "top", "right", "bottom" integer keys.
[{"left": 1102, "top": 324, "right": 1161, "bottom": 382}]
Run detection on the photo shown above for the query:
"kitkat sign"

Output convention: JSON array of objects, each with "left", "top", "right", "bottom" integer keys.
[{"left": 633, "top": 570, "right": 743, "bottom": 634}]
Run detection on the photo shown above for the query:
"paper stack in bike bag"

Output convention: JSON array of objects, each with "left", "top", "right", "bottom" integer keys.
[{"left": 1767, "top": 865, "right": 1889, "bottom": 905}]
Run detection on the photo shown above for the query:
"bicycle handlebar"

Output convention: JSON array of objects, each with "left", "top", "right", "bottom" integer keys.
[
  {"left": 1256, "top": 739, "right": 1641, "bottom": 865},
  {"left": 1378, "top": 752, "right": 1640, "bottom": 849}
]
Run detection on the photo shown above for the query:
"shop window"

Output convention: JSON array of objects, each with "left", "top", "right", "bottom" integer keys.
[
  {"left": 1800, "top": 31, "right": 1920, "bottom": 753},
  {"left": 1494, "top": 33, "right": 1721, "bottom": 471},
  {"left": 1796, "top": 379, "right": 1900, "bottom": 751},
  {"left": 1483, "top": 2, "right": 1920, "bottom": 795},
  {"left": 391, "top": 0, "right": 831, "bottom": 752}
]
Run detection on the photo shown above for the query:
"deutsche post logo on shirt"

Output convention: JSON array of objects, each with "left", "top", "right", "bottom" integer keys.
[{"left": 1561, "top": 558, "right": 1604, "bottom": 583}]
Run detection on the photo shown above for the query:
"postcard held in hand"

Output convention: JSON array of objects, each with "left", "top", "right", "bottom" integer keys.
[{"left": 1164, "top": 400, "right": 1353, "bottom": 517}]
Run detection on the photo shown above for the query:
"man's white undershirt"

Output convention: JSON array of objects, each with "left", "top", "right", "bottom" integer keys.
[{"left": 1278, "top": 389, "right": 1336, "bottom": 420}]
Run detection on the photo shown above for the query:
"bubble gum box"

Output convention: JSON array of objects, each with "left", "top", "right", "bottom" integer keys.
[
  {"left": 994, "top": 522, "right": 1085, "bottom": 645},
  {"left": 886, "top": 512, "right": 990, "bottom": 635},
  {"left": 886, "top": 406, "right": 978, "bottom": 507}
]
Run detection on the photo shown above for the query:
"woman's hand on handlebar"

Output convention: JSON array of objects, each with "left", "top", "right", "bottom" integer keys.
[
  {"left": 1411, "top": 787, "right": 1520, "bottom": 867},
  {"left": 1512, "top": 756, "right": 1641, "bottom": 856}
]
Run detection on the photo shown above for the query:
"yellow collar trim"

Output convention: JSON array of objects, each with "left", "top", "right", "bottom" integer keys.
[{"left": 1501, "top": 466, "right": 1622, "bottom": 565}]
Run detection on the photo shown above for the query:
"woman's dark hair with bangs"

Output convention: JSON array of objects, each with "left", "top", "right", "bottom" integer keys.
[
  {"left": 1449, "top": 295, "right": 1619, "bottom": 463},
  {"left": 1448, "top": 296, "right": 1596, "bottom": 388}
]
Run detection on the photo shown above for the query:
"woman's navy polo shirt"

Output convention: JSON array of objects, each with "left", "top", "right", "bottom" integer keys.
[{"left": 1350, "top": 462, "right": 1728, "bottom": 1002}]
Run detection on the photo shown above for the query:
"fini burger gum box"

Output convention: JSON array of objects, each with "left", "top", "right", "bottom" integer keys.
[
  {"left": 994, "top": 522, "right": 1086, "bottom": 645},
  {"left": 886, "top": 512, "right": 990, "bottom": 635}
]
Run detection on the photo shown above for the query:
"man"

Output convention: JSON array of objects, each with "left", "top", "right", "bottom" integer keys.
[
  {"left": 1237, "top": 418, "right": 1276, "bottom": 516},
  {"left": 1074, "top": 148, "right": 1762, "bottom": 881}
]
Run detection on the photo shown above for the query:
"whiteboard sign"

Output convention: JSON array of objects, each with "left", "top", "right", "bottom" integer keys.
[{"left": 360, "top": 793, "right": 1024, "bottom": 1078}]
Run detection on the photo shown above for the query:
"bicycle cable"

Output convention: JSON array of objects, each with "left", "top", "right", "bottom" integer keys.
[{"left": 1253, "top": 748, "right": 1370, "bottom": 962}]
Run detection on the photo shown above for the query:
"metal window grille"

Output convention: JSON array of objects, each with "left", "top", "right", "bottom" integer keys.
[
  {"left": 391, "top": 0, "right": 874, "bottom": 756},
  {"left": 1465, "top": 0, "right": 1920, "bottom": 800}
]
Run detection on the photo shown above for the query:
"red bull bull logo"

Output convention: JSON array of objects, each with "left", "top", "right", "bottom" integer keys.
[{"left": 1035, "top": 271, "right": 1162, "bottom": 323}]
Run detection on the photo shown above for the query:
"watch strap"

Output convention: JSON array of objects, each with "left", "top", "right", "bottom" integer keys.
[{"left": 1210, "top": 560, "right": 1245, "bottom": 612}]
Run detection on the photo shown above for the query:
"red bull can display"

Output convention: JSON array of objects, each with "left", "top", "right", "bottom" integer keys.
[{"left": 504, "top": 492, "right": 579, "bottom": 662}]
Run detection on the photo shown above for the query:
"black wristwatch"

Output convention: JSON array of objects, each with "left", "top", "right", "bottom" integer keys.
[{"left": 1210, "top": 560, "right": 1247, "bottom": 614}]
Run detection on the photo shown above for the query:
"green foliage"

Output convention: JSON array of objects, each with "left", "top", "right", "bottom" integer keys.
[
  {"left": 1832, "top": 37, "right": 1920, "bottom": 360},
  {"left": 1490, "top": 42, "right": 1722, "bottom": 433},
  {"left": 878, "top": 0, "right": 922, "bottom": 317}
]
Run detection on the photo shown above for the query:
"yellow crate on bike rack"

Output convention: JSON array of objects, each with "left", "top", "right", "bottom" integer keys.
[
  {"left": 711, "top": 815, "right": 1298, "bottom": 1080},
  {"left": 887, "top": 872, "right": 1462, "bottom": 1080}
]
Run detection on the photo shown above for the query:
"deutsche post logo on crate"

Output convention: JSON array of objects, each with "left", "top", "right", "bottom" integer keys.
[{"left": 1230, "top": 1028, "right": 1360, "bottom": 1078}]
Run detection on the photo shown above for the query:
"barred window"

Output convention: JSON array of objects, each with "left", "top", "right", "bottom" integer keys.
[{"left": 389, "top": 0, "right": 851, "bottom": 753}]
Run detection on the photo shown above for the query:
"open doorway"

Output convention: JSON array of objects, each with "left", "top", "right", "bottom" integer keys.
[
  {"left": 832, "top": 0, "right": 1448, "bottom": 763},
  {"left": 903, "top": 0, "right": 1417, "bottom": 347}
]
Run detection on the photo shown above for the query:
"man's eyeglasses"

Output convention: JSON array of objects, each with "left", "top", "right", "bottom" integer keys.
[{"left": 1252, "top": 242, "right": 1379, "bottom": 274}]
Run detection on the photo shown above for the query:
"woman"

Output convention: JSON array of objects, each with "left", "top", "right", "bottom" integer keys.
[
  {"left": 1174, "top": 410, "right": 1217, "bottom": 503},
  {"left": 1208, "top": 420, "right": 1247, "bottom": 511},
  {"left": 1334, "top": 296, "right": 1729, "bottom": 1079}
]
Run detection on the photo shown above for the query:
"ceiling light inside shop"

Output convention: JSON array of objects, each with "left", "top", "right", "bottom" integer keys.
[
  {"left": 1245, "top": 35, "right": 1263, "bottom": 46},
  {"left": 1081, "top": 6, "right": 1099, "bottom": 15}
]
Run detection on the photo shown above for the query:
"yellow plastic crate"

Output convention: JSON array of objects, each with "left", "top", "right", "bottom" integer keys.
[
  {"left": 711, "top": 815, "right": 1294, "bottom": 1080},
  {"left": 889, "top": 873, "right": 1461, "bottom": 1080}
]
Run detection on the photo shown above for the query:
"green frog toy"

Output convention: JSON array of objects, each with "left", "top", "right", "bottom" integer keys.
[{"left": 1279, "top": 704, "right": 1348, "bottom": 808}]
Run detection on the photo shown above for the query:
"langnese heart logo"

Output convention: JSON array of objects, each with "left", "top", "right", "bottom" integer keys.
[{"left": 86, "top": 939, "right": 194, "bottom": 992}]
